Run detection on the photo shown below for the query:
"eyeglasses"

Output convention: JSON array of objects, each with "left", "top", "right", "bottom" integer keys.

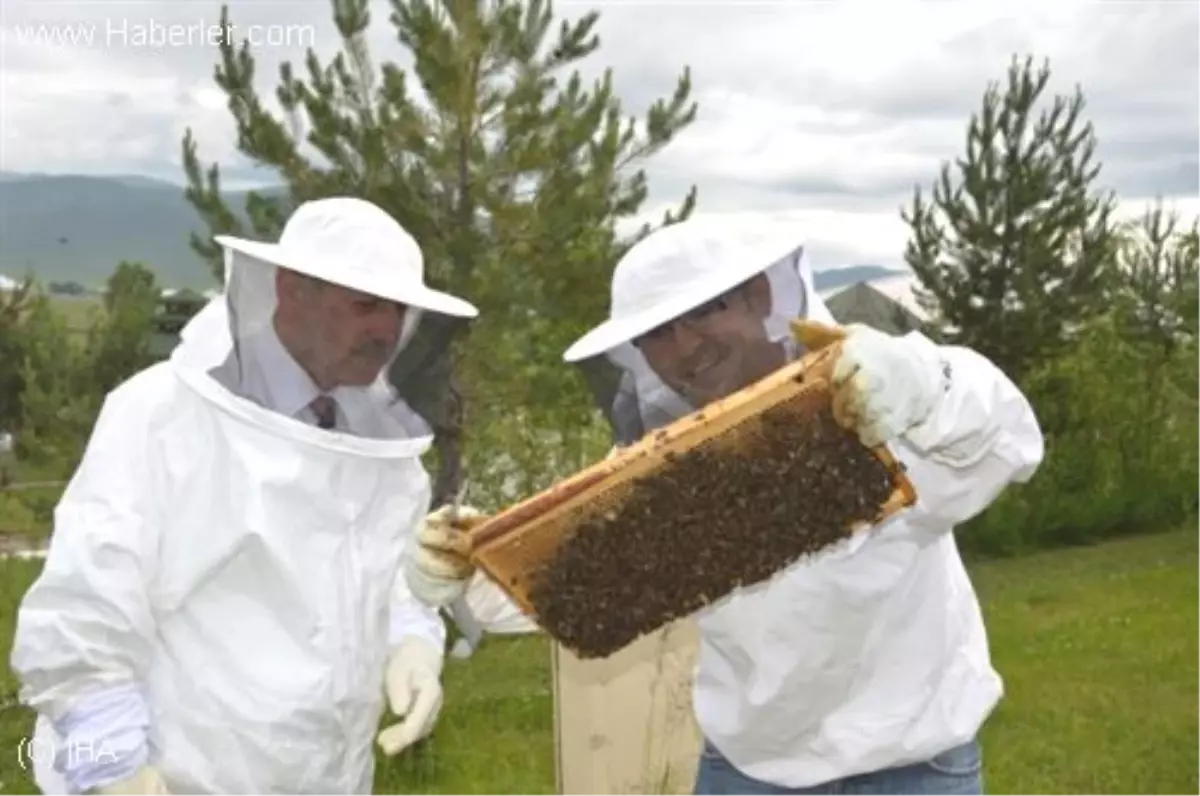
[{"left": 633, "top": 292, "right": 735, "bottom": 348}]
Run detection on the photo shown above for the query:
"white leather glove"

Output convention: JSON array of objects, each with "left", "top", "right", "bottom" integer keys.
[
  {"left": 404, "top": 504, "right": 487, "bottom": 608},
  {"left": 376, "top": 637, "right": 445, "bottom": 756},
  {"left": 93, "top": 765, "right": 170, "bottom": 794},
  {"left": 830, "top": 324, "right": 949, "bottom": 447}
]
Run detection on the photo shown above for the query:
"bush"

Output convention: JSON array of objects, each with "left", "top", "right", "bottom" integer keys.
[{"left": 958, "top": 314, "right": 1198, "bottom": 558}]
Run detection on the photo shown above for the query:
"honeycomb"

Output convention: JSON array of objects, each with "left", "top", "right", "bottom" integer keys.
[{"left": 467, "top": 337, "right": 918, "bottom": 659}]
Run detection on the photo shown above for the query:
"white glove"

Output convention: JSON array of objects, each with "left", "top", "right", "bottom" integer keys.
[
  {"left": 831, "top": 324, "right": 948, "bottom": 448},
  {"left": 93, "top": 765, "right": 171, "bottom": 794},
  {"left": 376, "top": 637, "right": 445, "bottom": 756},
  {"left": 404, "top": 504, "right": 487, "bottom": 608}
]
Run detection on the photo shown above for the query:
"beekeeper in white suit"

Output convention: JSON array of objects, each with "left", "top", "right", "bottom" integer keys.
[
  {"left": 407, "top": 219, "right": 1045, "bottom": 795},
  {"left": 10, "top": 196, "right": 479, "bottom": 794}
]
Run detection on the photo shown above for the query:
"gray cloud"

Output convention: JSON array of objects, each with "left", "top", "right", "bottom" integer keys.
[
  {"left": 585, "top": 0, "right": 1199, "bottom": 217},
  {"left": 1, "top": 0, "right": 1195, "bottom": 268}
]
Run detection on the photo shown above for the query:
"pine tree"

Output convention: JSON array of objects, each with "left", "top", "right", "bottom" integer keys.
[
  {"left": 1113, "top": 202, "right": 1190, "bottom": 355},
  {"left": 85, "top": 261, "right": 161, "bottom": 394},
  {"left": 0, "top": 278, "right": 35, "bottom": 432},
  {"left": 901, "top": 55, "right": 1119, "bottom": 380},
  {"left": 182, "top": 0, "right": 697, "bottom": 503}
]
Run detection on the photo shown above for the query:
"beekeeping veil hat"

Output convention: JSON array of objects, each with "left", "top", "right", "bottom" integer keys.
[
  {"left": 563, "top": 218, "right": 837, "bottom": 445},
  {"left": 172, "top": 196, "right": 478, "bottom": 441}
]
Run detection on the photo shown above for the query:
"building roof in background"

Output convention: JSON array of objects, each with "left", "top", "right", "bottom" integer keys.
[{"left": 161, "top": 286, "right": 220, "bottom": 300}]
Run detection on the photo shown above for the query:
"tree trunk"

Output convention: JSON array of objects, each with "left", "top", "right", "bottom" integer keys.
[{"left": 431, "top": 370, "right": 465, "bottom": 508}]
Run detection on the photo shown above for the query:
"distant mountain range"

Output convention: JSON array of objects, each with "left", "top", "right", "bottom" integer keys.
[
  {"left": 809, "top": 264, "right": 904, "bottom": 292},
  {"left": 0, "top": 172, "right": 904, "bottom": 292},
  {"left": 0, "top": 171, "right": 236, "bottom": 291}
]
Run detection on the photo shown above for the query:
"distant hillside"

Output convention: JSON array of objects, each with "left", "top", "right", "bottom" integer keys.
[
  {"left": 0, "top": 173, "right": 263, "bottom": 291},
  {"left": 0, "top": 172, "right": 905, "bottom": 293},
  {"left": 811, "top": 264, "right": 905, "bottom": 292}
]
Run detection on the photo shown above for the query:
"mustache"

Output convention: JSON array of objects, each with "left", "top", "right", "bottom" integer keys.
[{"left": 353, "top": 339, "right": 394, "bottom": 360}]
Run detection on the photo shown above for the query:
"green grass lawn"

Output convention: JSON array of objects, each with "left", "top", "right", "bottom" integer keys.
[
  {"left": 48, "top": 294, "right": 104, "bottom": 338},
  {"left": 1, "top": 524, "right": 1195, "bottom": 794}
]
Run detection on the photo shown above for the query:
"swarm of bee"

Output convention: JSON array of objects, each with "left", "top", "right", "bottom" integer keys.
[{"left": 526, "top": 404, "right": 898, "bottom": 659}]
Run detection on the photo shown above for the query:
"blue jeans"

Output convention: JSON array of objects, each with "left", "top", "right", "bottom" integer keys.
[{"left": 693, "top": 738, "right": 984, "bottom": 795}]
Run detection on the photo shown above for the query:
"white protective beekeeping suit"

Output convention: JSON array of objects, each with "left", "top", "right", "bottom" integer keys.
[
  {"left": 561, "top": 218, "right": 1046, "bottom": 789},
  {"left": 10, "top": 197, "right": 479, "bottom": 794}
]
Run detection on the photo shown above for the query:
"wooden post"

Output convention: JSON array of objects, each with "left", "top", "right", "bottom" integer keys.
[{"left": 552, "top": 618, "right": 704, "bottom": 795}]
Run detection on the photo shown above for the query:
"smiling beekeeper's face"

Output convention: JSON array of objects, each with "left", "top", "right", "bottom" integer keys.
[
  {"left": 275, "top": 269, "right": 407, "bottom": 390},
  {"left": 635, "top": 273, "right": 786, "bottom": 407}
]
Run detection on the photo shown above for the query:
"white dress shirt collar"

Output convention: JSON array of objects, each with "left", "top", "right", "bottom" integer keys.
[{"left": 238, "top": 322, "right": 330, "bottom": 425}]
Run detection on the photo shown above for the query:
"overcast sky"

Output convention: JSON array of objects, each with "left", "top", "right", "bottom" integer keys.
[{"left": 1, "top": 0, "right": 1196, "bottom": 270}]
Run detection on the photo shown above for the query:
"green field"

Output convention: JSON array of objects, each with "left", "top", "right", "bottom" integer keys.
[
  {"left": 1, "top": 524, "right": 1195, "bottom": 794},
  {"left": 49, "top": 295, "right": 104, "bottom": 334}
]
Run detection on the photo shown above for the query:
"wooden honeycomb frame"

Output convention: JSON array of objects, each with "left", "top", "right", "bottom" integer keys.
[{"left": 466, "top": 337, "right": 919, "bottom": 621}]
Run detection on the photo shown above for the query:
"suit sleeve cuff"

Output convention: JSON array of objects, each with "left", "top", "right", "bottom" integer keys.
[
  {"left": 389, "top": 600, "right": 448, "bottom": 653},
  {"left": 51, "top": 683, "right": 150, "bottom": 793}
]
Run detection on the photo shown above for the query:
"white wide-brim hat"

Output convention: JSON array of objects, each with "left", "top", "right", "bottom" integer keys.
[
  {"left": 562, "top": 219, "right": 804, "bottom": 362},
  {"left": 214, "top": 196, "right": 479, "bottom": 319}
]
